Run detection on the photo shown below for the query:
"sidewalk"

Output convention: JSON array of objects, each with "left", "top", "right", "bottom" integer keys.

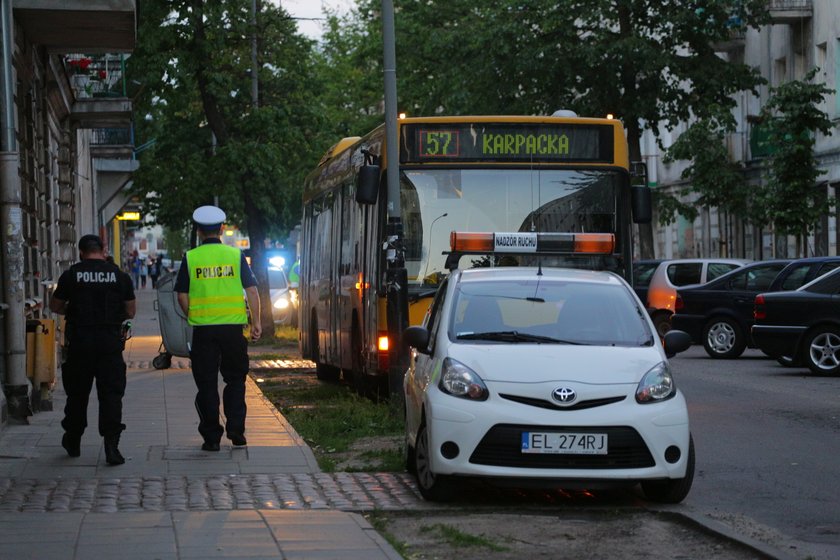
[{"left": 0, "top": 287, "right": 404, "bottom": 559}]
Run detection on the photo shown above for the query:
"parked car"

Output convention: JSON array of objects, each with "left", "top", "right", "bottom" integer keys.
[
  {"left": 752, "top": 266, "right": 840, "bottom": 375},
  {"left": 632, "top": 259, "right": 662, "bottom": 305},
  {"left": 403, "top": 265, "right": 695, "bottom": 503},
  {"left": 672, "top": 256, "right": 840, "bottom": 359},
  {"left": 644, "top": 259, "right": 749, "bottom": 336},
  {"left": 267, "top": 266, "right": 294, "bottom": 325}
]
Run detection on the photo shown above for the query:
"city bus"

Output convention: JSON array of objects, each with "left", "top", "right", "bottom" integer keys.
[{"left": 299, "top": 114, "right": 650, "bottom": 392}]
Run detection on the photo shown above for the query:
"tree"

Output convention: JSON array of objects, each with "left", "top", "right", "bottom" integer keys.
[
  {"left": 758, "top": 69, "right": 834, "bottom": 257},
  {"left": 335, "top": 0, "right": 769, "bottom": 258},
  {"left": 662, "top": 114, "right": 750, "bottom": 254},
  {"left": 128, "top": 0, "right": 325, "bottom": 336}
]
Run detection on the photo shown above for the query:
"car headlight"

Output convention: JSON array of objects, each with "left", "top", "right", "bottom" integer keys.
[
  {"left": 635, "top": 361, "right": 675, "bottom": 403},
  {"left": 439, "top": 358, "right": 488, "bottom": 401},
  {"left": 273, "top": 297, "right": 289, "bottom": 310}
]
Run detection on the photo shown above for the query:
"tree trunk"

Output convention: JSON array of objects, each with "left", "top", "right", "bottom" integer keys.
[{"left": 244, "top": 188, "right": 276, "bottom": 339}]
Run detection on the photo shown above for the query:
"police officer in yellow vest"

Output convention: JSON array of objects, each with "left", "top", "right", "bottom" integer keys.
[{"left": 175, "top": 206, "right": 261, "bottom": 451}]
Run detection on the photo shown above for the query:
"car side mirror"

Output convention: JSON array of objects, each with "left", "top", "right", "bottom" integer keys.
[
  {"left": 663, "top": 329, "right": 692, "bottom": 358},
  {"left": 404, "top": 325, "right": 430, "bottom": 355}
]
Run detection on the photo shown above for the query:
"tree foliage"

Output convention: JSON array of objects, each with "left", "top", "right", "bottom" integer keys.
[
  {"left": 128, "top": 0, "right": 325, "bottom": 334},
  {"left": 329, "top": 0, "right": 768, "bottom": 257},
  {"left": 662, "top": 115, "right": 748, "bottom": 228},
  {"left": 758, "top": 69, "right": 834, "bottom": 249}
]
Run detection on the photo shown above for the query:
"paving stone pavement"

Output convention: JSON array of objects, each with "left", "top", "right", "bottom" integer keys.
[
  {"left": 0, "top": 473, "right": 429, "bottom": 513},
  {"left": 0, "top": 286, "right": 407, "bottom": 559}
]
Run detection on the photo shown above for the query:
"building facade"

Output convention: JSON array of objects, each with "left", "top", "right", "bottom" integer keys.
[
  {"left": 647, "top": 0, "right": 840, "bottom": 261},
  {"left": 0, "top": 1, "right": 138, "bottom": 428}
]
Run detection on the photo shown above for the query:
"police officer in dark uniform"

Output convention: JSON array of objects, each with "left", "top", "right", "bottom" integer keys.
[
  {"left": 175, "top": 206, "right": 261, "bottom": 451},
  {"left": 49, "top": 234, "right": 136, "bottom": 465}
]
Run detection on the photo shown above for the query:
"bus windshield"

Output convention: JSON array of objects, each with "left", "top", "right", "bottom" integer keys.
[{"left": 400, "top": 168, "right": 624, "bottom": 287}]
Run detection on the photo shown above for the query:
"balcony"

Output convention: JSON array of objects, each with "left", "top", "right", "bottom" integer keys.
[
  {"left": 91, "top": 127, "right": 134, "bottom": 160},
  {"left": 713, "top": 28, "right": 746, "bottom": 52},
  {"left": 13, "top": 0, "right": 136, "bottom": 52},
  {"left": 65, "top": 54, "right": 132, "bottom": 128},
  {"left": 768, "top": 0, "right": 812, "bottom": 23}
]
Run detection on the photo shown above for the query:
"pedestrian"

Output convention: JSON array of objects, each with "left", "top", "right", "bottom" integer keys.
[
  {"left": 140, "top": 257, "right": 148, "bottom": 289},
  {"left": 130, "top": 252, "right": 140, "bottom": 289},
  {"left": 49, "top": 234, "right": 136, "bottom": 466},
  {"left": 149, "top": 255, "right": 161, "bottom": 289},
  {"left": 175, "top": 206, "right": 261, "bottom": 451}
]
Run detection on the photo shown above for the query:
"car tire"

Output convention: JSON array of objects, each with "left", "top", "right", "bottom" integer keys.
[
  {"left": 776, "top": 355, "right": 802, "bottom": 368},
  {"left": 413, "top": 422, "right": 454, "bottom": 501},
  {"left": 640, "top": 435, "right": 695, "bottom": 504},
  {"left": 652, "top": 311, "right": 672, "bottom": 338},
  {"left": 702, "top": 317, "right": 746, "bottom": 359},
  {"left": 804, "top": 327, "right": 840, "bottom": 376},
  {"left": 152, "top": 352, "right": 171, "bottom": 370}
]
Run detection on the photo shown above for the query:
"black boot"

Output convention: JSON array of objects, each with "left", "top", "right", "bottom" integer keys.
[
  {"left": 104, "top": 435, "right": 125, "bottom": 465},
  {"left": 61, "top": 433, "right": 81, "bottom": 457}
]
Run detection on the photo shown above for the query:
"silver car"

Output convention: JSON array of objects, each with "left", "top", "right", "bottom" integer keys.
[{"left": 646, "top": 258, "right": 749, "bottom": 336}]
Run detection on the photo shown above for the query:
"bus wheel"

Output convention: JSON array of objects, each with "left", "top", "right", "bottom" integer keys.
[{"left": 312, "top": 315, "right": 340, "bottom": 382}]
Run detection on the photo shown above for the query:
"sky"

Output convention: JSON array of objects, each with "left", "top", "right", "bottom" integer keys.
[{"left": 279, "top": 0, "right": 355, "bottom": 40}]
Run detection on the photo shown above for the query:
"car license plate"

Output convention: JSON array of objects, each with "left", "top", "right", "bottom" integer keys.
[{"left": 521, "top": 432, "right": 608, "bottom": 455}]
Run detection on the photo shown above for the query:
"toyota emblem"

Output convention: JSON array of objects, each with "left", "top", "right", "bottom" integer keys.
[{"left": 552, "top": 387, "right": 576, "bottom": 403}]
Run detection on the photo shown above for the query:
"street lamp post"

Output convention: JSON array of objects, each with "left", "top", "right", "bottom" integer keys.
[{"left": 381, "top": 0, "right": 407, "bottom": 401}]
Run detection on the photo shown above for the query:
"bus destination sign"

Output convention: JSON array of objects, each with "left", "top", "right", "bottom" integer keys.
[{"left": 402, "top": 123, "right": 614, "bottom": 164}]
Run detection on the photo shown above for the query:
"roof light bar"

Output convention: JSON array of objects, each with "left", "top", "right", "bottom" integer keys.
[{"left": 449, "top": 231, "right": 615, "bottom": 255}]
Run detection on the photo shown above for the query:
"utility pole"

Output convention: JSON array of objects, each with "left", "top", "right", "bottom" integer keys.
[
  {"left": 381, "top": 0, "right": 407, "bottom": 401},
  {"left": 250, "top": 0, "right": 258, "bottom": 107}
]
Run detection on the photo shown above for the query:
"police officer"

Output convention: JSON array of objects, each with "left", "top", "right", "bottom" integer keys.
[
  {"left": 175, "top": 206, "right": 261, "bottom": 451},
  {"left": 49, "top": 234, "right": 136, "bottom": 465}
]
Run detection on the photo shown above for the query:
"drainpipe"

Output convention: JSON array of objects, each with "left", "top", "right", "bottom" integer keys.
[{"left": 0, "top": 0, "right": 30, "bottom": 422}]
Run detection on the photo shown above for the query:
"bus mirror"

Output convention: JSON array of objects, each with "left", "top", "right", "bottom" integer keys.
[
  {"left": 356, "top": 165, "right": 380, "bottom": 205},
  {"left": 631, "top": 186, "right": 652, "bottom": 224}
]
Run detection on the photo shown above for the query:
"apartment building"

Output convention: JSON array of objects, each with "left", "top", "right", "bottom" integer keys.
[{"left": 648, "top": 0, "right": 840, "bottom": 260}]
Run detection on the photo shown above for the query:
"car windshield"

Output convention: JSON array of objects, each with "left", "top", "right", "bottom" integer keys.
[
  {"left": 267, "top": 267, "right": 288, "bottom": 290},
  {"left": 450, "top": 279, "right": 653, "bottom": 347}
]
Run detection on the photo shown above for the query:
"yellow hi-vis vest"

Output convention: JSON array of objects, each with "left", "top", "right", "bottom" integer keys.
[{"left": 186, "top": 243, "right": 247, "bottom": 326}]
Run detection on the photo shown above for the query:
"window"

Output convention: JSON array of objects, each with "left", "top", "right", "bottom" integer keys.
[
  {"left": 774, "top": 57, "right": 787, "bottom": 86},
  {"left": 781, "top": 264, "right": 810, "bottom": 290},
  {"left": 707, "top": 263, "right": 741, "bottom": 281},
  {"left": 633, "top": 262, "right": 659, "bottom": 287},
  {"left": 666, "top": 263, "right": 702, "bottom": 286}
]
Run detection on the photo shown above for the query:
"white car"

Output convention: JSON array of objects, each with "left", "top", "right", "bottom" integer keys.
[
  {"left": 267, "top": 266, "right": 295, "bottom": 325},
  {"left": 403, "top": 266, "right": 695, "bottom": 503}
]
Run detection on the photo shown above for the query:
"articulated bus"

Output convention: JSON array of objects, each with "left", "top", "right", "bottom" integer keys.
[{"left": 299, "top": 114, "right": 651, "bottom": 391}]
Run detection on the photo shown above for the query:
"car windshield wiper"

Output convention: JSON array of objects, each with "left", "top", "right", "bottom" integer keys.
[{"left": 456, "top": 331, "right": 586, "bottom": 345}]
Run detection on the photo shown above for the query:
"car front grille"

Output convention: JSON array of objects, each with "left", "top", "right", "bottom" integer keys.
[
  {"left": 498, "top": 393, "right": 625, "bottom": 411},
  {"left": 469, "top": 424, "right": 655, "bottom": 469}
]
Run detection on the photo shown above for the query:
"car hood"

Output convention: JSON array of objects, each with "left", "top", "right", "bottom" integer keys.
[{"left": 446, "top": 344, "right": 663, "bottom": 384}]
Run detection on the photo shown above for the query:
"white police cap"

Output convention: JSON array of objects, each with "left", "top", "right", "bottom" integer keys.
[{"left": 193, "top": 205, "right": 226, "bottom": 230}]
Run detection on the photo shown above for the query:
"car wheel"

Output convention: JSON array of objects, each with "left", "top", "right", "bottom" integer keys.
[
  {"left": 152, "top": 352, "right": 171, "bottom": 370},
  {"left": 641, "top": 435, "right": 695, "bottom": 504},
  {"left": 702, "top": 317, "right": 746, "bottom": 359},
  {"left": 776, "top": 355, "right": 802, "bottom": 368},
  {"left": 652, "top": 311, "right": 672, "bottom": 338},
  {"left": 413, "top": 422, "right": 454, "bottom": 501},
  {"left": 804, "top": 327, "right": 840, "bottom": 376}
]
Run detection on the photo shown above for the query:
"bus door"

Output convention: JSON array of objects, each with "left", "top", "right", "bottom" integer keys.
[{"left": 337, "top": 182, "right": 356, "bottom": 370}]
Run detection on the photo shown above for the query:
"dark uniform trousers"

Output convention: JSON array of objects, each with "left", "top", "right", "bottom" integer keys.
[
  {"left": 61, "top": 327, "right": 127, "bottom": 438},
  {"left": 190, "top": 324, "right": 248, "bottom": 443}
]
